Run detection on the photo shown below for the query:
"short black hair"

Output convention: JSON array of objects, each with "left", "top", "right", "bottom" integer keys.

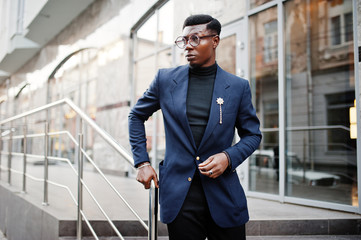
[{"left": 183, "top": 14, "right": 221, "bottom": 35}]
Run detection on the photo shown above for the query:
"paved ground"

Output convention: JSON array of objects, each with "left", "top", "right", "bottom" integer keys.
[
  {"left": 123, "top": 236, "right": 361, "bottom": 240},
  {"left": 58, "top": 236, "right": 361, "bottom": 239},
  {"left": 1, "top": 158, "right": 361, "bottom": 239},
  {"left": 58, "top": 235, "right": 361, "bottom": 239},
  {"left": 2, "top": 160, "right": 359, "bottom": 221}
]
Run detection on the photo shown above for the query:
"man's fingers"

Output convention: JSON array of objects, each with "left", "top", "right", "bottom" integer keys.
[
  {"left": 136, "top": 174, "right": 159, "bottom": 189},
  {"left": 198, "top": 156, "right": 213, "bottom": 167},
  {"left": 136, "top": 166, "right": 159, "bottom": 187},
  {"left": 199, "top": 167, "right": 216, "bottom": 177},
  {"left": 153, "top": 176, "right": 159, "bottom": 188},
  {"left": 142, "top": 178, "right": 158, "bottom": 189},
  {"left": 199, "top": 154, "right": 227, "bottom": 178},
  {"left": 199, "top": 161, "right": 214, "bottom": 173}
]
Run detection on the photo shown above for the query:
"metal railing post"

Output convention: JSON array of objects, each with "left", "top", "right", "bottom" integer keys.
[
  {"left": 8, "top": 123, "right": 13, "bottom": 185},
  {"left": 148, "top": 181, "right": 158, "bottom": 240},
  {"left": 77, "top": 119, "right": 84, "bottom": 240},
  {"left": 22, "top": 123, "right": 27, "bottom": 193},
  {"left": 43, "top": 122, "right": 49, "bottom": 205}
]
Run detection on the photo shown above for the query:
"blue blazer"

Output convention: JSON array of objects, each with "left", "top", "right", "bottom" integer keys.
[{"left": 128, "top": 64, "right": 261, "bottom": 228}]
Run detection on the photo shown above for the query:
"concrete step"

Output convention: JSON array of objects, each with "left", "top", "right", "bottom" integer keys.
[
  {"left": 58, "top": 237, "right": 169, "bottom": 240},
  {"left": 246, "top": 237, "right": 361, "bottom": 240},
  {"left": 59, "top": 237, "right": 169, "bottom": 240},
  {"left": 2, "top": 180, "right": 360, "bottom": 239},
  {"left": 59, "top": 236, "right": 361, "bottom": 240}
]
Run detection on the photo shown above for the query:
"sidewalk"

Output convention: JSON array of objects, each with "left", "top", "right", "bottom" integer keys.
[
  {"left": 2, "top": 160, "right": 360, "bottom": 221},
  {"left": 247, "top": 237, "right": 361, "bottom": 240},
  {"left": 0, "top": 159, "right": 360, "bottom": 239}
]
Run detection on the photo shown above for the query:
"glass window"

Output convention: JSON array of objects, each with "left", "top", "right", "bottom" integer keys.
[
  {"left": 328, "top": 0, "right": 352, "bottom": 46},
  {"left": 263, "top": 20, "right": 277, "bottom": 63},
  {"left": 136, "top": 14, "right": 157, "bottom": 60},
  {"left": 344, "top": 12, "right": 353, "bottom": 42},
  {"left": 326, "top": 91, "right": 356, "bottom": 151},
  {"left": 134, "top": 55, "right": 156, "bottom": 99},
  {"left": 217, "top": 34, "right": 236, "bottom": 75},
  {"left": 249, "top": 7, "right": 279, "bottom": 195},
  {"left": 158, "top": 1, "right": 174, "bottom": 46},
  {"left": 330, "top": 16, "right": 341, "bottom": 45},
  {"left": 284, "top": 0, "right": 357, "bottom": 206},
  {"left": 133, "top": 1, "right": 175, "bottom": 170}
]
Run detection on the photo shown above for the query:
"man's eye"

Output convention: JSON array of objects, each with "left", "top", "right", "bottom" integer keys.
[{"left": 190, "top": 35, "right": 198, "bottom": 41}]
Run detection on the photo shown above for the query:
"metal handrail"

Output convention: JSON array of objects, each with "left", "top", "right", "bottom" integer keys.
[
  {"left": 0, "top": 98, "right": 158, "bottom": 240},
  {"left": 0, "top": 98, "right": 134, "bottom": 166},
  {"left": 0, "top": 157, "right": 97, "bottom": 238},
  {"left": 260, "top": 125, "right": 351, "bottom": 133}
]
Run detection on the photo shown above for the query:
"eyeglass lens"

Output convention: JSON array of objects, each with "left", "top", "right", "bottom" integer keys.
[{"left": 175, "top": 35, "right": 200, "bottom": 49}]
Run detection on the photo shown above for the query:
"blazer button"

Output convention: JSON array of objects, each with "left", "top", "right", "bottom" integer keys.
[
  {"left": 196, "top": 156, "right": 200, "bottom": 161},
  {"left": 188, "top": 177, "right": 192, "bottom": 182}
]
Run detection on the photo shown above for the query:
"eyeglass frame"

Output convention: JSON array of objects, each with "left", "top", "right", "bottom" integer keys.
[{"left": 174, "top": 34, "right": 218, "bottom": 49}]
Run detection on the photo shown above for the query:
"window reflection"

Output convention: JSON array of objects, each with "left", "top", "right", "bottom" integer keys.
[
  {"left": 133, "top": 0, "right": 174, "bottom": 170},
  {"left": 158, "top": 1, "right": 174, "bottom": 46},
  {"left": 284, "top": 0, "right": 357, "bottom": 206},
  {"left": 249, "top": 7, "right": 279, "bottom": 195},
  {"left": 330, "top": 16, "right": 341, "bottom": 45},
  {"left": 135, "top": 14, "right": 156, "bottom": 60},
  {"left": 263, "top": 20, "right": 277, "bottom": 63},
  {"left": 250, "top": 0, "right": 273, "bottom": 9},
  {"left": 217, "top": 34, "right": 236, "bottom": 75}
]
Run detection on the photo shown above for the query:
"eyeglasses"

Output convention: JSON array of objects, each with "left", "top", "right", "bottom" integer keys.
[{"left": 174, "top": 34, "right": 217, "bottom": 49}]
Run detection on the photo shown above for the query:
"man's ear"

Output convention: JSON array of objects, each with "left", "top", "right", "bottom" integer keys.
[{"left": 213, "top": 35, "right": 220, "bottom": 49}]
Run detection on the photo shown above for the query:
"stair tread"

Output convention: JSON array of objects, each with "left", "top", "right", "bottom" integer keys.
[{"left": 59, "top": 236, "right": 361, "bottom": 240}]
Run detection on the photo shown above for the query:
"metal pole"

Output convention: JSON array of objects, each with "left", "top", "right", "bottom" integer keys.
[
  {"left": 277, "top": 0, "right": 286, "bottom": 203},
  {"left": 148, "top": 181, "right": 158, "bottom": 240},
  {"left": 148, "top": 9, "right": 160, "bottom": 237},
  {"left": 306, "top": 0, "right": 314, "bottom": 171},
  {"left": 77, "top": 119, "right": 83, "bottom": 240},
  {"left": 8, "top": 123, "right": 13, "bottom": 185},
  {"left": 352, "top": 0, "right": 361, "bottom": 214},
  {"left": 43, "top": 122, "right": 49, "bottom": 205},
  {"left": 22, "top": 123, "right": 27, "bottom": 193}
]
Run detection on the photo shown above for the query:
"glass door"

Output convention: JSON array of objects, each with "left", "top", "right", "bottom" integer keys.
[
  {"left": 248, "top": 6, "right": 280, "bottom": 196},
  {"left": 217, "top": 19, "right": 250, "bottom": 188},
  {"left": 284, "top": 0, "right": 357, "bottom": 207}
]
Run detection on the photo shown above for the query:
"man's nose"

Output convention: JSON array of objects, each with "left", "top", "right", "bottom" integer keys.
[{"left": 185, "top": 41, "right": 193, "bottom": 50}]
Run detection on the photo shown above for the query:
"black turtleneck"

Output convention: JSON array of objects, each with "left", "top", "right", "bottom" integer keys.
[{"left": 186, "top": 63, "right": 217, "bottom": 148}]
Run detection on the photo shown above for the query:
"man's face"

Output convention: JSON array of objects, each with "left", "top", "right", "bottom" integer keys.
[{"left": 182, "top": 24, "right": 219, "bottom": 68}]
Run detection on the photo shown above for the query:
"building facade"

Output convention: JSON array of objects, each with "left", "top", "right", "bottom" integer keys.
[{"left": 0, "top": 0, "right": 360, "bottom": 214}]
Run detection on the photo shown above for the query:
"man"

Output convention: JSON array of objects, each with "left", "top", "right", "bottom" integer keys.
[{"left": 128, "top": 14, "right": 261, "bottom": 240}]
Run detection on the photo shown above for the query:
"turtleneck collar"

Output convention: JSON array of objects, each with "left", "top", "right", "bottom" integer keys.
[{"left": 189, "top": 62, "right": 217, "bottom": 76}]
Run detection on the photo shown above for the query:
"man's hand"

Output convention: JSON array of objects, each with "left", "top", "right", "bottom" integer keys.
[
  {"left": 198, "top": 152, "right": 229, "bottom": 179},
  {"left": 136, "top": 162, "right": 159, "bottom": 189}
]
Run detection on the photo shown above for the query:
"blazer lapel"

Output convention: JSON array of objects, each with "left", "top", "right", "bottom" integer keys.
[
  {"left": 198, "top": 66, "right": 230, "bottom": 150},
  {"left": 170, "top": 65, "right": 196, "bottom": 149}
]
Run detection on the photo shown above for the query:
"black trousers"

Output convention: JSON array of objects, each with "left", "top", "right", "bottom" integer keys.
[{"left": 167, "top": 173, "right": 246, "bottom": 240}]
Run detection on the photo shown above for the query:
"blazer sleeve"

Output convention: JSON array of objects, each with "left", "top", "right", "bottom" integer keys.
[
  {"left": 128, "top": 70, "right": 161, "bottom": 167},
  {"left": 224, "top": 81, "right": 262, "bottom": 171}
]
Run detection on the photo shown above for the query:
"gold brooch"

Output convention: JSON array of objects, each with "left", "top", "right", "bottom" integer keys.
[{"left": 216, "top": 97, "right": 224, "bottom": 124}]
